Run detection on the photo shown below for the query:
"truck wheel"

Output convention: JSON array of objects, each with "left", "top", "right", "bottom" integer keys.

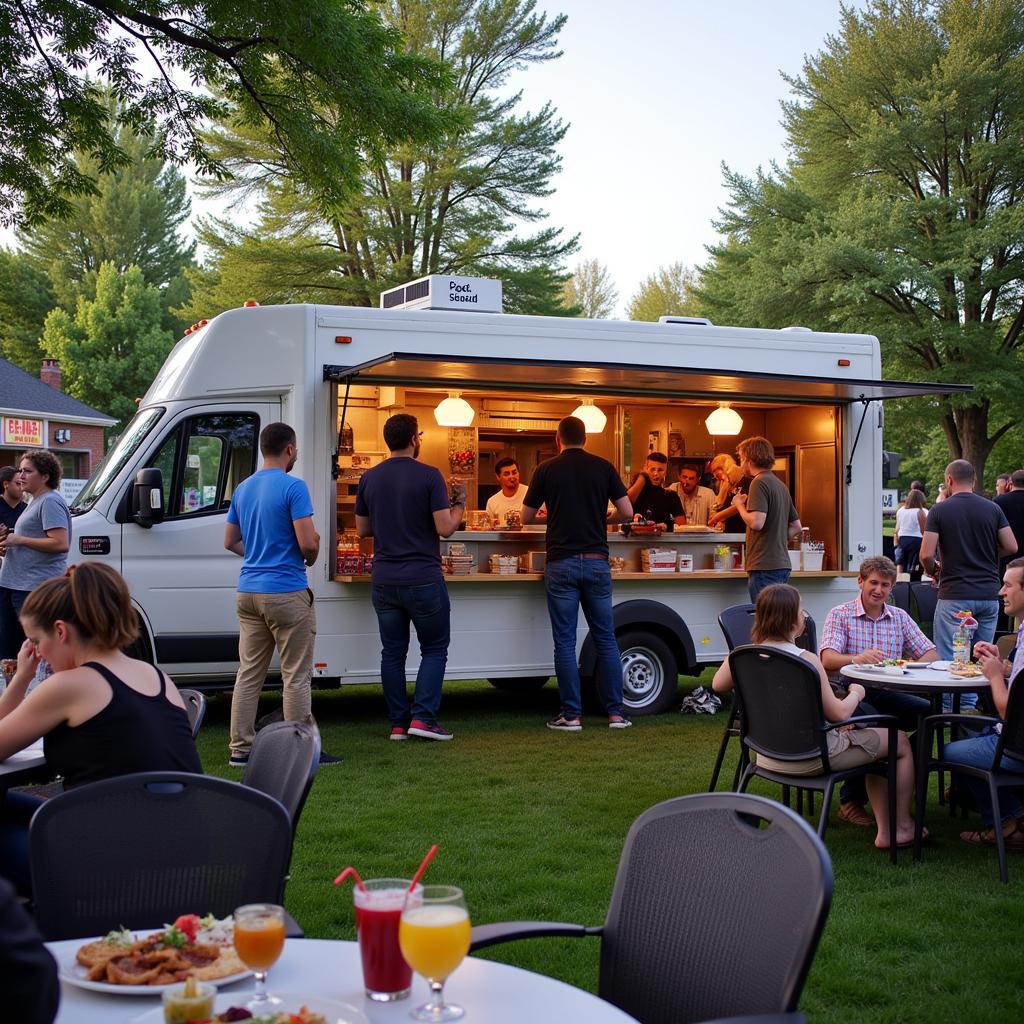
[
  {"left": 618, "top": 630, "right": 678, "bottom": 715},
  {"left": 122, "top": 613, "right": 154, "bottom": 664},
  {"left": 487, "top": 676, "right": 550, "bottom": 692}
]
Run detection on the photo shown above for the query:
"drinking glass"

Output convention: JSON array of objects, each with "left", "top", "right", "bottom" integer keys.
[
  {"left": 354, "top": 878, "right": 421, "bottom": 1000},
  {"left": 233, "top": 903, "right": 286, "bottom": 1011},
  {"left": 399, "top": 885, "right": 471, "bottom": 1022}
]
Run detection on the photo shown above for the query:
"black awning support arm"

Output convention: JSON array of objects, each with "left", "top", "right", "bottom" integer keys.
[
  {"left": 332, "top": 374, "right": 355, "bottom": 480},
  {"left": 845, "top": 396, "right": 871, "bottom": 486}
]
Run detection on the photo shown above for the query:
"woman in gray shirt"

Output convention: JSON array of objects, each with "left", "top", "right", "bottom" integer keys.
[{"left": 0, "top": 451, "right": 71, "bottom": 657}]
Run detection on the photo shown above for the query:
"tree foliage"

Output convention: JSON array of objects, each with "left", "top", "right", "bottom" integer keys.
[
  {"left": 179, "top": 0, "right": 576, "bottom": 318},
  {"left": 0, "top": 249, "right": 55, "bottom": 371},
  {"left": 0, "top": 0, "right": 445, "bottom": 227},
  {"left": 561, "top": 259, "right": 617, "bottom": 318},
  {"left": 627, "top": 262, "right": 699, "bottom": 321},
  {"left": 41, "top": 262, "right": 176, "bottom": 429},
  {"left": 695, "top": 0, "right": 1024, "bottom": 482}
]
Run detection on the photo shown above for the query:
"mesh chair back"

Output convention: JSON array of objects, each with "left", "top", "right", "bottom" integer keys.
[
  {"left": 719, "top": 604, "right": 756, "bottom": 650},
  {"left": 599, "top": 793, "right": 832, "bottom": 1024},
  {"left": 999, "top": 676, "right": 1024, "bottom": 763},
  {"left": 729, "top": 647, "right": 826, "bottom": 762},
  {"left": 29, "top": 772, "right": 292, "bottom": 940},
  {"left": 243, "top": 721, "right": 321, "bottom": 831},
  {"left": 794, "top": 613, "right": 817, "bottom": 654},
  {"left": 889, "top": 581, "right": 911, "bottom": 613},
  {"left": 910, "top": 582, "right": 938, "bottom": 628},
  {"left": 178, "top": 688, "right": 207, "bottom": 738}
]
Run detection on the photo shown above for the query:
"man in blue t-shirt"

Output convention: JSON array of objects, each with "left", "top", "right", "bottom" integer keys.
[
  {"left": 224, "top": 422, "right": 337, "bottom": 767},
  {"left": 355, "top": 414, "right": 465, "bottom": 741}
]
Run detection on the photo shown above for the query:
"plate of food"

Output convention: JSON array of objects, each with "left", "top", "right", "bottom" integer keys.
[
  {"left": 862, "top": 659, "right": 907, "bottom": 675},
  {"left": 60, "top": 915, "right": 252, "bottom": 995},
  {"left": 129, "top": 992, "right": 370, "bottom": 1024},
  {"left": 949, "top": 662, "right": 984, "bottom": 678}
]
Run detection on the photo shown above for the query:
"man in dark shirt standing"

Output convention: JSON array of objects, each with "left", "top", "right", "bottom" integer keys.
[
  {"left": 626, "top": 452, "right": 684, "bottom": 528},
  {"left": 995, "top": 469, "right": 1024, "bottom": 630},
  {"left": 356, "top": 414, "right": 465, "bottom": 741},
  {"left": 0, "top": 468, "right": 25, "bottom": 533},
  {"left": 523, "top": 416, "right": 634, "bottom": 731},
  {"left": 920, "top": 459, "right": 1017, "bottom": 709}
]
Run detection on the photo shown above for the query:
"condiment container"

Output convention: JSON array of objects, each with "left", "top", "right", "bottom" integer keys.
[{"left": 162, "top": 980, "right": 215, "bottom": 1023}]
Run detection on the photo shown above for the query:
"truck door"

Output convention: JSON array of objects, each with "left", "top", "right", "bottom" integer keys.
[{"left": 120, "top": 405, "right": 276, "bottom": 676}]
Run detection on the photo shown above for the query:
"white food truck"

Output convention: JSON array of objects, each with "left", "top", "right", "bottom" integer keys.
[{"left": 67, "top": 276, "right": 963, "bottom": 713}]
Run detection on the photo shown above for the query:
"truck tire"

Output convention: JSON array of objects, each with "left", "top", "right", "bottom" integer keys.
[
  {"left": 487, "top": 676, "right": 550, "bottom": 692},
  {"left": 617, "top": 630, "right": 679, "bottom": 715}
]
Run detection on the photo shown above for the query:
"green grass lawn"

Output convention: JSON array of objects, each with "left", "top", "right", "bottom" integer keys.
[{"left": 195, "top": 676, "right": 1024, "bottom": 1024}]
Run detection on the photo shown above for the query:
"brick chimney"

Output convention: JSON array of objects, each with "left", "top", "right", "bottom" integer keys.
[{"left": 40, "top": 359, "right": 61, "bottom": 391}]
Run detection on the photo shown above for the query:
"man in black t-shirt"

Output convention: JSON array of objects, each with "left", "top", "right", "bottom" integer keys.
[
  {"left": 995, "top": 469, "right": 1024, "bottom": 629},
  {"left": 524, "top": 416, "right": 633, "bottom": 730},
  {"left": 921, "top": 459, "right": 1017, "bottom": 708},
  {"left": 0, "top": 468, "right": 26, "bottom": 533},
  {"left": 626, "top": 452, "right": 684, "bottom": 528}
]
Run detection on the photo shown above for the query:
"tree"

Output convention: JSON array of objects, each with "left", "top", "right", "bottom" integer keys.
[
  {"left": 561, "top": 259, "right": 618, "bottom": 318},
  {"left": 41, "top": 262, "right": 176, "bottom": 429},
  {"left": 0, "top": 0, "right": 445, "bottom": 226},
  {"left": 0, "top": 249, "right": 55, "bottom": 371},
  {"left": 627, "top": 262, "right": 699, "bottom": 321},
  {"left": 695, "top": 0, "right": 1024, "bottom": 482},
  {"left": 179, "top": 0, "right": 577, "bottom": 317}
]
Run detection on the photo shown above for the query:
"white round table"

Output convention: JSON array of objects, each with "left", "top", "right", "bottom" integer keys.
[
  {"left": 839, "top": 662, "right": 991, "bottom": 697},
  {"left": 47, "top": 936, "right": 640, "bottom": 1023}
]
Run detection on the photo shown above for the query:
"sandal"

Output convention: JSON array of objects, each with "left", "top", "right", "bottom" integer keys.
[
  {"left": 877, "top": 827, "right": 928, "bottom": 850},
  {"left": 838, "top": 801, "right": 874, "bottom": 828},
  {"left": 960, "top": 818, "right": 1024, "bottom": 848}
]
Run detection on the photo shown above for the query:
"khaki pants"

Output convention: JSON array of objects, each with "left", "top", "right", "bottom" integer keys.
[{"left": 229, "top": 589, "right": 316, "bottom": 757}]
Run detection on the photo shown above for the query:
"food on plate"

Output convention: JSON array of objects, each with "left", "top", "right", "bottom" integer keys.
[
  {"left": 185, "top": 1008, "right": 327, "bottom": 1023},
  {"left": 162, "top": 977, "right": 215, "bottom": 1023},
  {"left": 75, "top": 915, "right": 245, "bottom": 986},
  {"left": 949, "top": 662, "right": 983, "bottom": 678},
  {"left": 880, "top": 658, "right": 908, "bottom": 667}
]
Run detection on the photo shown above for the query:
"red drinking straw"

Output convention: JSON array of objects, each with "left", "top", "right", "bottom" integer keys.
[
  {"left": 408, "top": 844, "right": 439, "bottom": 892},
  {"left": 334, "top": 866, "right": 367, "bottom": 892}
]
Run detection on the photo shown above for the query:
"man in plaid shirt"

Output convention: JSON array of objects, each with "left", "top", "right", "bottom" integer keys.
[{"left": 819, "top": 556, "right": 937, "bottom": 826}]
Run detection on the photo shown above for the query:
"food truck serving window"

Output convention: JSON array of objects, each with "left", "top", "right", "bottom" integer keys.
[{"left": 323, "top": 353, "right": 970, "bottom": 405}]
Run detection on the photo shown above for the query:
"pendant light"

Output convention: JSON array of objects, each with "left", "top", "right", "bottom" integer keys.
[
  {"left": 434, "top": 391, "right": 475, "bottom": 427},
  {"left": 705, "top": 402, "right": 743, "bottom": 436},
  {"left": 570, "top": 398, "right": 607, "bottom": 434}
]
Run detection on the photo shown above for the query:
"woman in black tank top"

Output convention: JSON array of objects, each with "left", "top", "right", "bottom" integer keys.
[{"left": 0, "top": 564, "right": 200, "bottom": 894}]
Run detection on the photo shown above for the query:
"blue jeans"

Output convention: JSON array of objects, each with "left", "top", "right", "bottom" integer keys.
[
  {"left": 0, "top": 790, "right": 44, "bottom": 897},
  {"left": 934, "top": 598, "right": 998, "bottom": 710},
  {"left": 944, "top": 729, "right": 1024, "bottom": 825},
  {"left": 544, "top": 557, "right": 624, "bottom": 719},
  {"left": 371, "top": 581, "right": 450, "bottom": 727},
  {"left": 0, "top": 587, "right": 27, "bottom": 659},
  {"left": 748, "top": 568, "right": 791, "bottom": 603}
]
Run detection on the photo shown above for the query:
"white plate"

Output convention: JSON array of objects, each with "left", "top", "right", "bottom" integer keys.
[
  {"left": 860, "top": 665, "right": 907, "bottom": 675},
  {"left": 129, "top": 991, "right": 371, "bottom": 1023},
  {"left": 59, "top": 934, "right": 252, "bottom": 996},
  {"left": 929, "top": 661, "right": 953, "bottom": 671}
]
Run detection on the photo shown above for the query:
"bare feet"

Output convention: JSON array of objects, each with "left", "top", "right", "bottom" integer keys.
[{"left": 875, "top": 826, "right": 927, "bottom": 850}]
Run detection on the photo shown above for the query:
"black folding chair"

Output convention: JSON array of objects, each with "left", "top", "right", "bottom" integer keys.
[
  {"left": 910, "top": 582, "right": 939, "bottom": 637},
  {"left": 470, "top": 793, "right": 832, "bottom": 1024},
  {"left": 709, "top": 606, "right": 816, "bottom": 792},
  {"left": 177, "top": 688, "right": 207, "bottom": 738},
  {"left": 888, "top": 581, "right": 911, "bottom": 613},
  {"left": 243, "top": 721, "right": 321, "bottom": 836},
  {"left": 730, "top": 646, "right": 900, "bottom": 863},
  {"left": 914, "top": 681, "right": 1024, "bottom": 882},
  {"left": 29, "top": 772, "right": 293, "bottom": 940}
]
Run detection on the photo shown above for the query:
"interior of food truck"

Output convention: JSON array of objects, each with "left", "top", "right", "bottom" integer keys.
[{"left": 331, "top": 381, "right": 843, "bottom": 574}]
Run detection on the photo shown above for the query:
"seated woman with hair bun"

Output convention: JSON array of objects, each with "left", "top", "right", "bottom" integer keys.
[{"left": 0, "top": 563, "right": 201, "bottom": 894}]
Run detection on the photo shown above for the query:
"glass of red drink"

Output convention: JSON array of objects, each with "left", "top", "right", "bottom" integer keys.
[{"left": 354, "top": 878, "right": 423, "bottom": 1001}]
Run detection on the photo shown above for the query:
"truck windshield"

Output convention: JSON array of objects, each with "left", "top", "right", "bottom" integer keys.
[{"left": 70, "top": 407, "right": 165, "bottom": 513}]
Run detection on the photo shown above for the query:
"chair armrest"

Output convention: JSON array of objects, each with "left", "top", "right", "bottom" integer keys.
[
  {"left": 469, "top": 921, "right": 597, "bottom": 952},
  {"left": 283, "top": 910, "right": 304, "bottom": 938},
  {"left": 922, "top": 713, "right": 999, "bottom": 730},
  {"left": 823, "top": 713, "right": 898, "bottom": 732}
]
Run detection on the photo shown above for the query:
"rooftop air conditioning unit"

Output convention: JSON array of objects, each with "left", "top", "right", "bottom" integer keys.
[
  {"left": 659, "top": 315, "right": 713, "bottom": 326},
  {"left": 379, "top": 275, "right": 503, "bottom": 313}
]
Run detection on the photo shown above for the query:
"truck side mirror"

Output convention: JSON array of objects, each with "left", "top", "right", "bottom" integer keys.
[{"left": 132, "top": 468, "right": 165, "bottom": 528}]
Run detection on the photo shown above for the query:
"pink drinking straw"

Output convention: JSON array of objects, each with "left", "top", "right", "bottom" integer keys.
[
  {"left": 333, "top": 866, "right": 367, "bottom": 892},
  {"left": 408, "top": 844, "right": 439, "bottom": 892}
]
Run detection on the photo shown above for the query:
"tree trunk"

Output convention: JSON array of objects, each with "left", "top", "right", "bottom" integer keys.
[{"left": 953, "top": 403, "right": 995, "bottom": 490}]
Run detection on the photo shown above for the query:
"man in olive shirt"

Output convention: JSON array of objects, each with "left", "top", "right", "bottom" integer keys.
[{"left": 732, "top": 436, "right": 802, "bottom": 601}]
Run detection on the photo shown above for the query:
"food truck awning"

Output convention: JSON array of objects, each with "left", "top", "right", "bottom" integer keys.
[{"left": 323, "top": 353, "right": 971, "bottom": 405}]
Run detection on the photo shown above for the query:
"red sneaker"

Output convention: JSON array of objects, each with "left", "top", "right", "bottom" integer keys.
[
  {"left": 390, "top": 727, "right": 409, "bottom": 741},
  {"left": 408, "top": 719, "right": 454, "bottom": 741}
]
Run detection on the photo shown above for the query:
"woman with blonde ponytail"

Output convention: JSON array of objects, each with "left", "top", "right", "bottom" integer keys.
[{"left": 0, "top": 563, "right": 200, "bottom": 893}]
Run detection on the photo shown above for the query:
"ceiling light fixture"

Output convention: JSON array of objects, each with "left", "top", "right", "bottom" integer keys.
[
  {"left": 571, "top": 398, "right": 607, "bottom": 434},
  {"left": 434, "top": 391, "right": 475, "bottom": 427},
  {"left": 705, "top": 402, "right": 743, "bottom": 436}
]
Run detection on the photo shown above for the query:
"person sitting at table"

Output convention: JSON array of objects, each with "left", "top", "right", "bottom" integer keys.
[
  {"left": 818, "top": 556, "right": 936, "bottom": 828},
  {"left": 0, "top": 563, "right": 201, "bottom": 895},
  {"left": 944, "top": 557, "right": 1024, "bottom": 849},
  {"left": 706, "top": 454, "right": 749, "bottom": 529},
  {"left": 626, "top": 452, "right": 684, "bottom": 528},
  {"left": 0, "top": 872, "right": 58, "bottom": 1023},
  {"left": 712, "top": 583, "right": 920, "bottom": 850}
]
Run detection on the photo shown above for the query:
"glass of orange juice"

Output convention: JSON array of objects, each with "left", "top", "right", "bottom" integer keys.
[
  {"left": 233, "top": 903, "right": 287, "bottom": 1011},
  {"left": 399, "top": 885, "right": 471, "bottom": 1022}
]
